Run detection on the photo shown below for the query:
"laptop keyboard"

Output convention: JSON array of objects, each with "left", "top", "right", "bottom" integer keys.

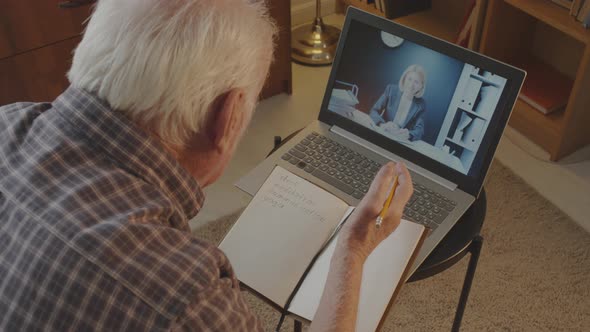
[
  {"left": 281, "top": 132, "right": 457, "bottom": 230},
  {"left": 405, "top": 182, "right": 457, "bottom": 230}
]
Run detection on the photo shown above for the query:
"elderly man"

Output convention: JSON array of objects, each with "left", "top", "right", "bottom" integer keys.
[{"left": 0, "top": 0, "right": 412, "bottom": 331}]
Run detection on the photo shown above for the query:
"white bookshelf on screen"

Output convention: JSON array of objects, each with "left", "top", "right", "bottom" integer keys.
[{"left": 436, "top": 64, "right": 507, "bottom": 171}]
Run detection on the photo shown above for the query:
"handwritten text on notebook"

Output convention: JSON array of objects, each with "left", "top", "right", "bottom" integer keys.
[{"left": 258, "top": 173, "right": 329, "bottom": 223}]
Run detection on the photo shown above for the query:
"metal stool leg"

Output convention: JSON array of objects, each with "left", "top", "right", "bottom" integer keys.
[
  {"left": 452, "top": 235, "right": 483, "bottom": 332},
  {"left": 294, "top": 320, "right": 303, "bottom": 332},
  {"left": 274, "top": 136, "right": 282, "bottom": 149},
  {"left": 267, "top": 136, "right": 283, "bottom": 158}
]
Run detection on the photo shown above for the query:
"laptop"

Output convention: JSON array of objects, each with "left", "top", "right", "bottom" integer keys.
[{"left": 237, "top": 7, "right": 525, "bottom": 275}]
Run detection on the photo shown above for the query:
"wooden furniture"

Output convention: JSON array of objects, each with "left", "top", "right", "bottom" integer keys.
[
  {"left": 337, "top": 0, "right": 490, "bottom": 50},
  {"left": 0, "top": 1, "right": 93, "bottom": 105},
  {"left": 261, "top": 1, "right": 293, "bottom": 99},
  {"left": 479, "top": 0, "right": 590, "bottom": 160},
  {"left": 0, "top": 1, "right": 291, "bottom": 106}
]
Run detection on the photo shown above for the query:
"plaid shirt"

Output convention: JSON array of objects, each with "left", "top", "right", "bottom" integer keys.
[{"left": 0, "top": 87, "right": 263, "bottom": 331}]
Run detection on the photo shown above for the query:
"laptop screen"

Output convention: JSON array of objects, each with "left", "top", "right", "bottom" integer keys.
[
  {"left": 327, "top": 20, "right": 508, "bottom": 176},
  {"left": 320, "top": 14, "right": 524, "bottom": 195}
]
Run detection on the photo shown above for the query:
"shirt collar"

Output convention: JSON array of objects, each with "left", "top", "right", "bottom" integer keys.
[{"left": 53, "top": 86, "right": 205, "bottom": 223}]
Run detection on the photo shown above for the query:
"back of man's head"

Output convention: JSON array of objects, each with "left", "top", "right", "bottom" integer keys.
[{"left": 68, "top": 0, "right": 276, "bottom": 147}]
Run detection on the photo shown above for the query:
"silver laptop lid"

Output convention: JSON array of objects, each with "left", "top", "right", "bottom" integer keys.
[{"left": 317, "top": 8, "right": 525, "bottom": 197}]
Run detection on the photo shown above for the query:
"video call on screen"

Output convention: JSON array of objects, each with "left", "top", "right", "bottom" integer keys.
[{"left": 328, "top": 21, "right": 508, "bottom": 176}]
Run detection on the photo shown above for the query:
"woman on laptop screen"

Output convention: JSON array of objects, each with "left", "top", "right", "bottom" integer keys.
[{"left": 369, "top": 64, "right": 427, "bottom": 142}]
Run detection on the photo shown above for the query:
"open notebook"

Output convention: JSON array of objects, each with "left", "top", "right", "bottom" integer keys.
[{"left": 219, "top": 166, "right": 427, "bottom": 331}]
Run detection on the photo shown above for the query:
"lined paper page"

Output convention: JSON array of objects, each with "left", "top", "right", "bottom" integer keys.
[
  {"left": 219, "top": 166, "right": 349, "bottom": 306},
  {"left": 289, "top": 220, "right": 425, "bottom": 331}
]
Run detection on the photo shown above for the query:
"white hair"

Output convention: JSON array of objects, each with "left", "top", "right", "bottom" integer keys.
[{"left": 68, "top": 0, "right": 277, "bottom": 146}]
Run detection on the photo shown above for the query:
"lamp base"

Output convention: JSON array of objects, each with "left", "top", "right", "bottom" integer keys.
[{"left": 291, "top": 18, "right": 341, "bottom": 66}]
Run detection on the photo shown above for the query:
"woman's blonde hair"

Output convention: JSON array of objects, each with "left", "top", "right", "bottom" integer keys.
[
  {"left": 398, "top": 64, "right": 427, "bottom": 98},
  {"left": 68, "top": 0, "right": 276, "bottom": 147}
]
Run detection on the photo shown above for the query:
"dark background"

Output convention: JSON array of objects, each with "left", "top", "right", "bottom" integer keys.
[{"left": 333, "top": 21, "right": 464, "bottom": 145}]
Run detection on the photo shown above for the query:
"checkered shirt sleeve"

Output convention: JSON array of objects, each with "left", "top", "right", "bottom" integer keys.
[{"left": 0, "top": 87, "right": 264, "bottom": 331}]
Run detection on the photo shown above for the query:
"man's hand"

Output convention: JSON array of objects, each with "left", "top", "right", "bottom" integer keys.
[
  {"left": 336, "top": 162, "right": 413, "bottom": 264},
  {"left": 309, "top": 162, "right": 413, "bottom": 332}
]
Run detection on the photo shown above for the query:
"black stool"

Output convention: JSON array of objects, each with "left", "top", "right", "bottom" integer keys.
[
  {"left": 270, "top": 135, "right": 485, "bottom": 332},
  {"left": 406, "top": 190, "right": 485, "bottom": 332}
]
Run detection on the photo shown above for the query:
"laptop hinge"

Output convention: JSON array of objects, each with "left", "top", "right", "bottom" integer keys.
[{"left": 330, "top": 126, "right": 458, "bottom": 191}]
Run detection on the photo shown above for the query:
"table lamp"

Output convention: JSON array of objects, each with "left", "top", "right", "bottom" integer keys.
[{"left": 291, "top": 0, "right": 341, "bottom": 65}]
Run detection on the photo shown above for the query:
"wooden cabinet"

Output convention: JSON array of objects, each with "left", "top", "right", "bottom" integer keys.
[
  {"left": 480, "top": 0, "right": 590, "bottom": 160},
  {"left": 337, "top": 0, "right": 489, "bottom": 50},
  {"left": 260, "top": 0, "right": 293, "bottom": 100},
  {"left": 0, "top": 36, "right": 81, "bottom": 104},
  {"left": 0, "top": 1, "right": 91, "bottom": 59},
  {"left": 0, "top": 1, "right": 93, "bottom": 105},
  {"left": 0, "top": 1, "right": 291, "bottom": 105}
]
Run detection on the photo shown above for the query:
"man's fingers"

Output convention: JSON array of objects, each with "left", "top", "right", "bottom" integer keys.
[
  {"left": 359, "top": 162, "right": 413, "bottom": 222},
  {"left": 387, "top": 163, "right": 413, "bottom": 219},
  {"left": 360, "top": 162, "right": 395, "bottom": 216}
]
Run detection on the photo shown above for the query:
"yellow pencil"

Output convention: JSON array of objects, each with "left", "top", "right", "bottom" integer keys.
[{"left": 376, "top": 175, "right": 399, "bottom": 229}]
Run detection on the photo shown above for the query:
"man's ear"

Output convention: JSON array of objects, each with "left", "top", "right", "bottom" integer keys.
[{"left": 210, "top": 88, "right": 247, "bottom": 152}]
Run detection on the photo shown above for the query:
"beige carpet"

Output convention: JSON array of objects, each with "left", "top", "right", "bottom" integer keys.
[{"left": 192, "top": 161, "right": 590, "bottom": 331}]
